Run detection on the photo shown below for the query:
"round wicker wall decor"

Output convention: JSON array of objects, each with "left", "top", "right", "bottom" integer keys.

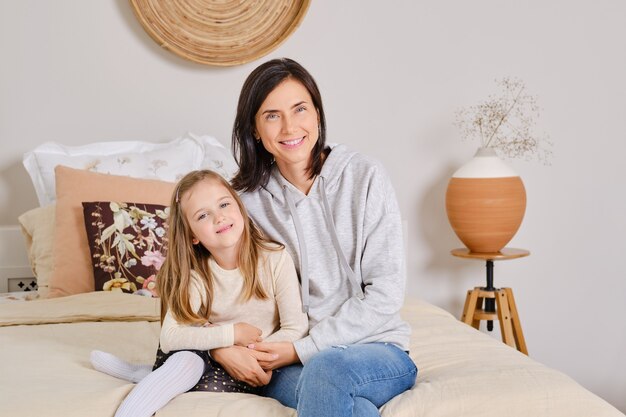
[{"left": 129, "top": 0, "right": 311, "bottom": 66}]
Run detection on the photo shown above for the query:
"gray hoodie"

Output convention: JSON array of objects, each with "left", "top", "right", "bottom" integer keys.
[{"left": 240, "top": 144, "right": 410, "bottom": 363}]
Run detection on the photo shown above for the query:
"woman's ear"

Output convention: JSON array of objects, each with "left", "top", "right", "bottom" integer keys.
[{"left": 192, "top": 237, "right": 200, "bottom": 245}]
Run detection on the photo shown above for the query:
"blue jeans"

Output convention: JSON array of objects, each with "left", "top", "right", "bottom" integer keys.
[{"left": 262, "top": 343, "right": 417, "bottom": 417}]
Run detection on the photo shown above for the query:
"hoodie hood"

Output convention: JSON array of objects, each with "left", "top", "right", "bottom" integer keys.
[{"left": 262, "top": 143, "right": 357, "bottom": 204}]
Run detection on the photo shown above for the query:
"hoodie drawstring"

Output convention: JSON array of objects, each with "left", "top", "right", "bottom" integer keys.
[
  {"left": 283, "top": 186, "right": 310, "bottom": 313},
  {"left": 282, "top": 178, "right": 364, "bottom": 314},
  {"left": 318, "top": 177, "right": 364, "bottom": 299}
]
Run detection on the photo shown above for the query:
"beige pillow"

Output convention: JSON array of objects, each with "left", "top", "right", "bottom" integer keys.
[
  {"left": 18, "top": 205, "right": 56, "bottom": 297},
  {"left": 48, "top": 166, "right": 176, "bottom": 298}
]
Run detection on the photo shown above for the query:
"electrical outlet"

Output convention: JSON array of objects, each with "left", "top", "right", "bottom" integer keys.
[
  {"left": 7, "top": 277, "right": 38, "bottom": 292},
  {"left": 0, "top": 266, "right": 35, "bottom": 293}
]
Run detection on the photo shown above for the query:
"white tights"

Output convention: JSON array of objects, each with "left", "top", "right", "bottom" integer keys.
[{"left": 90, "top": 350, "right": 204, "bottom": 417}]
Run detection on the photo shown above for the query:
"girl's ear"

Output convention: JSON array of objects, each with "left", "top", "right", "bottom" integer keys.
[{"left": 192, "top": 237, "right": 200, "bottom": 245}]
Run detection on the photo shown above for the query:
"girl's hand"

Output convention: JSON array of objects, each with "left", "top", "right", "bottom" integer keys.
[
  {"left": 210, "top": 346, "right": 275, "bottom": 387},
  {"left": 248, "top": 341, "right": 300, "bottom": 370},
  {"left": 234, "top": 322, "right": 263, "bottom": 346}
]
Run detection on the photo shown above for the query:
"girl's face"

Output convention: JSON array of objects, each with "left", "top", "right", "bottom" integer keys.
[
  {"left": 254, "top": 78, "right": 319, "bottom": 173},
  {"left": 181, "top": 179, "right": 244, "bottom": 257}
]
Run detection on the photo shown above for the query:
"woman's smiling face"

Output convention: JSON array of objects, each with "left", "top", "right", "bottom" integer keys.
[{"left": 254, "top": 78, "right": 319, "bottom": 172}]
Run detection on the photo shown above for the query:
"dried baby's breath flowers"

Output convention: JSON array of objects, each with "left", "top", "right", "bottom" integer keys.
[{"left": 455, "top": 78, "right": 553, "bottom": 164}]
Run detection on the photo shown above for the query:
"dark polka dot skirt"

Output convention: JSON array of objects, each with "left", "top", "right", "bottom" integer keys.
[{"left": 153, "top": 346, "right": 260, "bottom": 394}]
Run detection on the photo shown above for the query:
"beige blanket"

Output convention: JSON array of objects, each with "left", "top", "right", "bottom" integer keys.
[{"left": 0, "top": 292, "right": 621, "bottom": 417}]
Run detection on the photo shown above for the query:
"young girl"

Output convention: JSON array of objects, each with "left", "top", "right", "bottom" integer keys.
[{"left": 90, "top": 169, "right": 308, "bottom": 417}]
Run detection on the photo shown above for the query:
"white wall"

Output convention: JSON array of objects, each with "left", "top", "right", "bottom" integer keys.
[{"left": 1, "top": 0, "right": 625, "bottom": 412}]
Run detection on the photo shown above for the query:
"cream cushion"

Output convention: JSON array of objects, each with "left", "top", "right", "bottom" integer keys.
[{"left": 17, "top": 205, "right": 56, "bottom": 297}]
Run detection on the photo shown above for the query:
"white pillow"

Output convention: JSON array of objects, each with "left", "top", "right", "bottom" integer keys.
[
  {"left": 190, "top": 132, "right": 239, "bottom": 182},
  {"left": 23, "top": 132, "right": 238, "bottom": 206}
]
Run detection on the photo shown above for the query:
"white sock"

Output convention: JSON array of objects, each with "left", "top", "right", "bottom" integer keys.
[
  {"left": 90, "top": 350, "right": 153, "bottom": 383},
  {"left": 114, "top": 351, "right": 205, "bottom": 417}
]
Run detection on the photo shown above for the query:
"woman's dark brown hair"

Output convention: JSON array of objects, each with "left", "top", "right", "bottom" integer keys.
[{"left": 231, "top": 58, "right": 327, "bottom": 192}]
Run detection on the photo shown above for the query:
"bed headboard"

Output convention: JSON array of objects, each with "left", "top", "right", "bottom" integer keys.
[{"left": 0, "top": 226, "right": 35, "bottom": 293}]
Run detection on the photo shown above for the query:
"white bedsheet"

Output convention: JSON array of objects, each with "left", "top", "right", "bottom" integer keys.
[{"left": 0, "top": 292, "right": 621, "bottom": 417}]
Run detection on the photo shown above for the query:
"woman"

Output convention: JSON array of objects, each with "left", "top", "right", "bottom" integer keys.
[{"left": 210, "top": 58, "right": 417, "bottom": 417}]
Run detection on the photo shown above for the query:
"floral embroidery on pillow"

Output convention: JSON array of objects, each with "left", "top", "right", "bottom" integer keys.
[{"left": 82, "top": 201, "right": 169, "bottom": 296}]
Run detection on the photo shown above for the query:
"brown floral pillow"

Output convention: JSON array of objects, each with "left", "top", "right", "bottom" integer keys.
[{"left": 82, "top": 201, "right": 169, "bottom": 297}]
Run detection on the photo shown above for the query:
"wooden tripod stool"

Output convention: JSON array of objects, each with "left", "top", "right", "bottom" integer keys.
[{"left": 453, "top": 248, "right": 529, "bottom": 355}]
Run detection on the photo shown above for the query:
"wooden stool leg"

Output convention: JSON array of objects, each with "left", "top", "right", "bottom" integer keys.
[
  {"left": 472, "top": 291, "right": 483, "bottom": 330},
  {"left": 495, "top": 289, "right": 516, "bottom": 349},
  {"left": 503, "top": 287, "right": 528, "bottom": 355},
  {"left": 461, "top": 289, "right": 476, "bottom": 325},
  {"left": 461, "top": 288, "right": 481, "bottom": 329}
]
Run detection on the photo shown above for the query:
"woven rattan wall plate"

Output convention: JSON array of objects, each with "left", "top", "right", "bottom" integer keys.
[{"left": 129, "top": 0, "right": 310, "bottom": 66}]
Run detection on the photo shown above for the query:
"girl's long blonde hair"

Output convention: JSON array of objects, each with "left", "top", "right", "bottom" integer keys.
[{"left": 157, "top": 170, "right": 281, "bottom": 324}]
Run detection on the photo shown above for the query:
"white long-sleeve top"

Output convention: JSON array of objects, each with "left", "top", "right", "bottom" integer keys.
[{"left": 160, "top": 247, "right": 309, "bottom": 353}]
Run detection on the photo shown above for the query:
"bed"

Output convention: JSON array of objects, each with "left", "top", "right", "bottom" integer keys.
[
  {"left": 0, "top": 292, "right": 622, "bottom": 417},
  {"left": 1, "top": 134, "right": 623, "bottom": 416}
]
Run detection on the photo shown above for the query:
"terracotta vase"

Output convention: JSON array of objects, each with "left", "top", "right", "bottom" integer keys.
[{"left": 445, "top": 147, "right": 526, "bottom": 253}]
